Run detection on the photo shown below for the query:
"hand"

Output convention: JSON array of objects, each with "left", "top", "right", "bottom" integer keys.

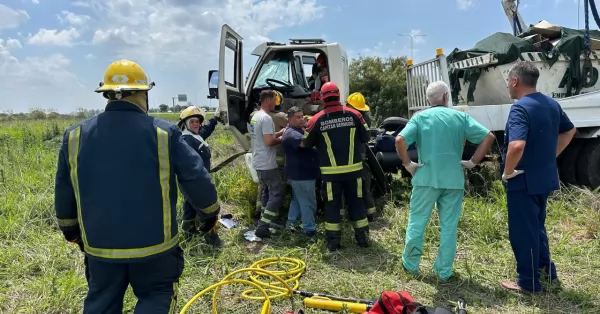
[
  {"left": 402, "top": 161, "right": 424, "bottom": 176},
  {"left": 460, "top": 160, "right": 477, "bottom": 169},
  {"left": 214, "top": 107, "right": 221, "bottom": 121},
  {"left": 321, "top": 75, "right": 328, "bottom": 82},
  {"left": 502, "top": 170, "right": 524, "bottom": 182},
  {"left": 198, "top": 216, "right": 218, "bottom": 233}
]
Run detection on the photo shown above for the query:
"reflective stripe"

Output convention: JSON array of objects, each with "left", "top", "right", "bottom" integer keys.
[
  {"left": 326, "top": 182, "right": 333, "bottom": 201},
  {"left": 169, "top": 282, "right": 179, "bottom": 314},
  {"left": 200, "top": 202, "right": 219, "bottom": 215},
  {"left": 357, "top": 178, "right": 362, "bottom": 198},
  {"left": 303, "top": 131, "right": 310, "bottom": 139},
  {"left": 57, "top": 218, "right": 79, "bottom": 227},
  {"left": 352, "top": 218, "right": 369, "bottom": 229},
  {"left": 363, "top": 123, "right": 368, "bottom": 130},
  {"left": 67, "top": 125, "right": 178, "bottom": 259},
  {"left": 157, "top": 128, "right": 171, "bottom": 241},
  {"left": 322, "top": 132, "right": 337, "bottom": 167},
  {"left": 320, "top": 162, "right": 363, "bottom": 175},
  {"left": 264, "top": 210, "right": 278, "bottom": 217},
  {"left": 325, "top": 222, "right": 341, "bottom": 231},
  {"left": 367, "top": 207, "right": 376, "bottom": 215},
  {"left": 261, "top": 217, "right": 272, "bottom": 224},
  {"left": 348, "top": 127, "right": 355, "bottom": 165}
]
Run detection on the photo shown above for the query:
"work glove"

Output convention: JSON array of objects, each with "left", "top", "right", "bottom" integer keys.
[
  {"left": 460, "top": 159, "right": 477, "bottom": 169},
  {"left": 402, "top": 161, "right": 424, "bottom": 176},
  {"left": 198, "top": 216, "right": 218, "bottom": 234},
  {"left": 214, "top": 107, "right": 221, "bottom": 122},
  {"left": 310, "top": 91, "right": 321, "bottom": 101},
  {"left": 502, "top": 170, "right": 524, "bottom": 182}
]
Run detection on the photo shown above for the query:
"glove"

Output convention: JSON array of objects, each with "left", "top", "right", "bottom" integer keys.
[
  {"left": 214, "top": 107, "right": 221, "bottom": 121},
  {"left": 198, "top": 216, "right": 218, "bottom": 233},
  {"left": 310, "top": 91, "right": 321, "bottom": 101},
  {"left": 403, "top": 161, "right": 424, "bottom": 176},
  {"left": 502, "top": 170, "right": 524, "bottom": 182},
  {"left": 460, "top": 160, "right": 477, "bottom": 169}
]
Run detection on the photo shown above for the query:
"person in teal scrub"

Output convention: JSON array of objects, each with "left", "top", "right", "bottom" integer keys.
[{"left": 395, "top": 80, "right": 495, "bottom": 280}]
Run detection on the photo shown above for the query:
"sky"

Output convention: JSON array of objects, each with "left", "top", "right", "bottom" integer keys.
[{"left": 0, "top": 0, "right": 588, "bottom": 113}]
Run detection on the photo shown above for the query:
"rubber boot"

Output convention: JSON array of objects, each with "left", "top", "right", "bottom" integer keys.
[
  {"left": 203, "top": 229, "right": 225, "bottom": 247},
  {"left": 325, "top": 230, "right": 342, "bottom": 252},
  {"left": 255, "top": 225, "right": 272, "bottom": 239},
  {"left": 367, "top": 214, "right": 375, "bottom": 222},
  {"left": 354, "top": 226, "right": 369, "bottom": 248}
]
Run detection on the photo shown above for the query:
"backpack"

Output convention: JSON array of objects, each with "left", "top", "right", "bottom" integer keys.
[{"left": 364, "top": 291, "right": 455, "bottom": 314}]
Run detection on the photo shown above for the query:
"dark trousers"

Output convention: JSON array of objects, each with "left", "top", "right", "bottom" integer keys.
[
  {"left": 83, "top": 247, "right": 184, "bottom": 314},
  {"left": 256, "top": 168, "right": 285, "bottom": 228},
  {"left": 181, "top": 200, "right": 207, "bottom": 234},
  {"left": 322, "top": 178, "right": 369, "bottom": 247},
  {"left": 361, "top": 161, "right": 376, "bottom": 217},
  {"left": 506, "top": 190, "right": 557, "bottom": 292}
]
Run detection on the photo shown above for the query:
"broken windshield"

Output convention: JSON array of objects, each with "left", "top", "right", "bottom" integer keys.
[{"left": 254, "top": 57, "right": 292, "bottom": 87}]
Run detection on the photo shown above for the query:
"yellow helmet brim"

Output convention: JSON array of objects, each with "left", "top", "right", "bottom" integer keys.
[{"left": 95, "top": 83, "right": 153, "bottom": 93}]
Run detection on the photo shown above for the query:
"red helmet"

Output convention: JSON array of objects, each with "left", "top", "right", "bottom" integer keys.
[
  {"left": 317, "top": 53, "right": 326, "bottom": 65},
  {"left": 321, "top": 82, "right": 340, "bottom": 107}
]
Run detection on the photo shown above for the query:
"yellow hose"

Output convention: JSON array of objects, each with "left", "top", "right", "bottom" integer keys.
[{"left": 180, "top": 257, "right": 306, "bottom": 314}]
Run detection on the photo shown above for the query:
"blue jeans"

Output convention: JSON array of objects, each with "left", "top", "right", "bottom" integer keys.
[{"left": 287, "top": 179, "right": 317, "bottom": 234}]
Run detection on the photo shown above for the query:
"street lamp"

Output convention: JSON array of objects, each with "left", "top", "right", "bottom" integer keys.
[{"left": 397, "top": 33, "right": 426, "bottom": 60}]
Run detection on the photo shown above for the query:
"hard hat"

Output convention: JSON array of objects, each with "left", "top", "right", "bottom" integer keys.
[
  {"left": 95, "top": 59, "right": 155, "bottom": 95},
  {"left": 274, "top": 91, "right": 283, "bottom": 107},
  {"left": 177, "top": 106, "right": 206, "bottom": 129},
  {"left": 316, "top": 53, "right": 326, "bottom": 65},
  {"left": 347, "top": 92, "right": 369, "bottom": 112},
  {"left": 320, "top": 82, "right": 340, "bottom": 107}
]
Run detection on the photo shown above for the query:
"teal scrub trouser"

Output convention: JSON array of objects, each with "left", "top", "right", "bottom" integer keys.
[{"left": 402, "top": 186, "right": 464, "bottom": 280}]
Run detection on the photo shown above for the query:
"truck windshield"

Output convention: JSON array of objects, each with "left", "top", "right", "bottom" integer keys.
[{"left": 254, "top": 57, "right": 292, "bottom": 87}]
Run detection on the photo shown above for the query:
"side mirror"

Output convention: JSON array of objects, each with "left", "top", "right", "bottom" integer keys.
[{"left": 207, "top": 70, "right": 218, "bottom": 99}]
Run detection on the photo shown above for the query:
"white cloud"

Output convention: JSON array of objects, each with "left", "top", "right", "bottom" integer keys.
[
  {"left": 457, "top": 0, "right": 474, "bottom": 10},
  {"left": 85, "top": 53, "right": 96, "bottom": 60},
  {"left": 71, "top": 1, "right": 90, "bottom": 7},
  {"left": 57, "top": 10, "right": 91, "bottom": 26},
  {"left": 27, "top": 28, "right": 81, "bottom": 46},
  {"left": 0, "top": 4, "right": 30, "bottom": 29},
  {"left": 6, "top": 38, "right": 22, "bottom": 49},
  {"left": 32, "top": 0, "right": 40, "bottom": 4}
]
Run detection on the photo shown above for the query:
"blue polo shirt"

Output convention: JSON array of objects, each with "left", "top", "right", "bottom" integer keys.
[{"left": 282, "top": 126, "right": 320, "bottom": 180}]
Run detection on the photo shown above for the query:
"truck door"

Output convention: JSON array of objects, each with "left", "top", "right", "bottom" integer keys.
[
  {"left": 218, "top": 24, "right": 250, "bottom": 151},
  {"left": 294, "top": 52, "right": 318, "bottom": 87}
]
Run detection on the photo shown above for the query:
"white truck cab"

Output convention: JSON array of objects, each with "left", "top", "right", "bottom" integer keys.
[{"left": 209, "top": 24, "right": 350, "bottom": 151}]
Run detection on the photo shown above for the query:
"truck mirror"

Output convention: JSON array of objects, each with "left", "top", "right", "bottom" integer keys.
[{"left": 208, "top": 70, "right": 218, "bottom": 99}]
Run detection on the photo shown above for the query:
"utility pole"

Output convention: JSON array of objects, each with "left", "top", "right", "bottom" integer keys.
[
  {"left": 171, "top": 97, "right": 176, "bottom": 112},
  {"left": 397, "top": 33, "right": 426, "bottom": 60}
]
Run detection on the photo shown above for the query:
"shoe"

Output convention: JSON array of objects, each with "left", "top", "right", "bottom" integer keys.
[
  {"left": 354, "top": 227, "right": 369, "bottom": 248},
  {"left": 254, "top": 227, "right": 272, "bottom": 239},
  {"left": 500, "top": 281, "right": 541, "bottom": 294},
  {"left": 367, "top": 214, "right": 375, "bottom": 222},
  {"left": 203, "top": 230, "right": 225, "bottom": 247},
  {"left": 325, "top": 230, "right": 341, "bottom": 252}
]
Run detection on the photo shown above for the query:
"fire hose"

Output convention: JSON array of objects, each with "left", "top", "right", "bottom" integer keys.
[{"left": 179, "top": 257, "right": 375, "bottom": 314}]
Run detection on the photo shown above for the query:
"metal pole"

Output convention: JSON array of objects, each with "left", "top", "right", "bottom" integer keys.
[
  {"left": 172, "top": 97, "right": 176, "bottom": 111},
  {"left": 397, "top": 33, "right": 426, "bottom": 60}
]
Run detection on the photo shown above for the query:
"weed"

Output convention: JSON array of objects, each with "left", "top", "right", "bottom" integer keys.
[{"left": 0, "top": 117, "right": 599, "bottom": 313}]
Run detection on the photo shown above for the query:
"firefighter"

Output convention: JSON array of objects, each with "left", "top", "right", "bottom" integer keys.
[
  {"left": 309, "top": 53, "right": 329, "bottom": 102},
  {"left": 177, "top": 105, "right": 225, "bottom": 247},
  {"left": 346, "top": 92, "right": 376, "bottom": 221},
  {"left": 54, "top": 59, "right": 220, "bottom": 313},
  {"left": 303, "top": 82, "right": 370, "bottom": 251}
]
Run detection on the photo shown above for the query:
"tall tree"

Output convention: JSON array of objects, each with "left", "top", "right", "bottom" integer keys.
[
  {"left": 349, "top": 56, "right": 409, "bottom": 122},
  {"left": 159, "top": 104, "right": 169, "bottom": 112}
]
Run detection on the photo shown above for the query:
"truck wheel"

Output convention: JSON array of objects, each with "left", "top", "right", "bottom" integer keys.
[
  {"left": 559, "top": 139, "right": 584, "bottom": 185},
  {"left": 380, "top": 117, "right": 409, "bottom": 132},
  {"left": 576, "top": 139, "right": 600, "bottom": 189}
]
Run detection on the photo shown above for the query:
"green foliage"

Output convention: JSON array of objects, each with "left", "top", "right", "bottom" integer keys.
[{"left": 349, "top": 56, "right": 410, "bottom": 122}]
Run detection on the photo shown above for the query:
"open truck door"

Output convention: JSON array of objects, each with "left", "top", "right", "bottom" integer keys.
[{"left": 216, "top": 24, "right": 250, "bottom": 151}]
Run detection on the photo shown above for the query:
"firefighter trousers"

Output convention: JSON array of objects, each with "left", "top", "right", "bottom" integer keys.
[
  {"left": 361, "top": 161, "right": 376, "bottom": 219},
  {"left": 83, "top": 247, "right": 184, "bottom": 314},
  {"left": 322, "top": 178, "right": 369, "bottom": 251}
]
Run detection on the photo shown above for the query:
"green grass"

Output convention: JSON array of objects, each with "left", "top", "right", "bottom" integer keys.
[{"left": 1, "top": 117, "right": 599, "bottom": 313}]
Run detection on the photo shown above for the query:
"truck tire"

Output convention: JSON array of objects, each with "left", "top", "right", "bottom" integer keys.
[
  {"left": 559, "top": 139, "right": 584, "bottom": 185},
  {"left": 380, "top": 117, "right": 409, "bottom": 132},
  {"left": 576, "top": 139, "right": 600, "bottom": 189}
]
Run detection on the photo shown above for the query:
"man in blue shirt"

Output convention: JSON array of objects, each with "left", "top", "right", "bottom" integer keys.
[
  {"left": 500, "top": 61, "right": 576, "bottom": 293},
  {"left": 282, "top": 106, "right": 320, "bottom": 237}
]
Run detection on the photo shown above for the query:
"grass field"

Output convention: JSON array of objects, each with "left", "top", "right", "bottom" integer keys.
[{"left": 1, "top": 115, "right": 599, "bottom": 314}]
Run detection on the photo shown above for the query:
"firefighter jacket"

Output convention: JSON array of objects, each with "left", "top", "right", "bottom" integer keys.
[
  {"left": 182, "top": 116, "right": 218, "bottom": 171},
  {"left": 303, "top": 104, "right": 370, "bottom": 181},
  {"left": 54, "top": 101, "right": 219, "bottom": 262}
]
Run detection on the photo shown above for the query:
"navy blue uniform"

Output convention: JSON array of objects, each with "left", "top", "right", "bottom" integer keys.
[
  {"left": 54, "top": 101, "right": 219, "bottom": 313},
  {"left": 501, "top": 92, "right": 574, "bottom": 292},
  {"left": 180, "top": 117, "right": 218, "bottom": 235}
]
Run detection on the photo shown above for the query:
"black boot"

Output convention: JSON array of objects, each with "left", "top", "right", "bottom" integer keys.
[
  {"left": 367, "top": 214, "right": 375, "bottom": 222},
  {"left": 255, "top": 225, "right": 272, "bottom": 239},
  {"left": 325, "top": 231, "right": 342, "bottom": 252},
  {"left": 203, "top": 229, "right": 225, "bottom": 247},
  {"left": 354, "top": 226, "right": 369, "bottom": 248}
]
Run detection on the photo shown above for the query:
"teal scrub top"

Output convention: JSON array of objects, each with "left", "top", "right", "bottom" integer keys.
[{"left": 399, "top": 106, "right": 491, "bottom": 189}]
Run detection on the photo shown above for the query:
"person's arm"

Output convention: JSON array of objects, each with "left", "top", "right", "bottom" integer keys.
[
  {"left": 285, "top": 129, "right": 304, "bottom": 150},
  {"left": 353, "top": 111, "right": 370, "bottom": 143},
  {"left": 171, "top": 126, "right": 219, "bottom": 222},
  {"left": 54, "top": 129, "right": 82, "bottom": 246},
  {"left": 198, "top": 116, "right": 218, "bottom": 139},
  {"left": 464, "top": 115, "right": 495, "bottom": 164},
  {"left": 261, "top": 116, "right": 282, "bottom": 146},
  {"left": 302, "top": 115, "right": 319, "bottom": 148},
  {"left": 396, "top": 118, "right": 418, "bottom": 165},
  {"left": 556, "top": 107, "right": 576, "bottom": 156},
  {"left": 503, "top": 105, "right": 528, "bottom": 175}
]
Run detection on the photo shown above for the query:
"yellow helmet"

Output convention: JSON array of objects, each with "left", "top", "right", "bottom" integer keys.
[
  {"left": 95, "top": 59, "right": 155, "bottom": 94},
  {"left": 274, "top": 91, "right": 283, "bottom": 107},
  {"left": 346, "top": 92, "right": 369, "bottom": 112},
  {"left": 177, "top": 106, "right": 206, "bottom": 129}
]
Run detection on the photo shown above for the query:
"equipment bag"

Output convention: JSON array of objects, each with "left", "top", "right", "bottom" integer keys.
[
  {"left": 374, "top": 127, "right": 403, "bottom": 153},
  {"left": 365, "top": 291, "right": 455, "bottom": 314}
]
